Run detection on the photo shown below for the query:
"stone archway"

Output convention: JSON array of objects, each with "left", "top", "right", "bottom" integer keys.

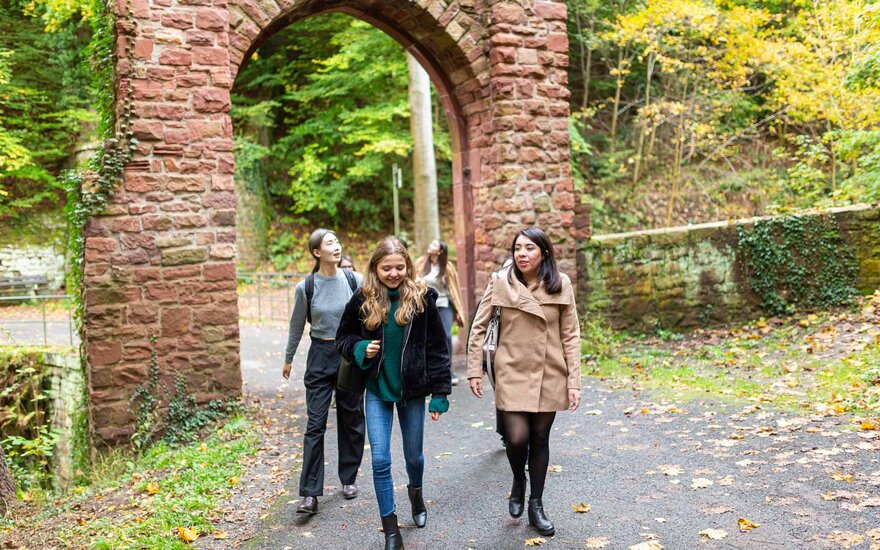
[{"left": 84, "top": 0, "right": 580, "bottom": 445}]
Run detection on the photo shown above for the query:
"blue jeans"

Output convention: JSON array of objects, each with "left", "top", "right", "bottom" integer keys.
[
  {"left": 365, "top": 390, "right": 425, "bottom": 517},
  {"left": 437, "top": 306, "right": 454, "bottom": 359}
]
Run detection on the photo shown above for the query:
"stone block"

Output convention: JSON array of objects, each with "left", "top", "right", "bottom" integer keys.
[
  {"left": 161, "top": 247, "right": 209, "bottom": 266},
  {"left": 161, "top": 306, "right": 192, "bottom": 336}
]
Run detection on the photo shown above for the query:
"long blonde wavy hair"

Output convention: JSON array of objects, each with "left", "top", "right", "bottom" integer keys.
[{"left": 360, "top": 239, "right": 427, "bottom": 330}]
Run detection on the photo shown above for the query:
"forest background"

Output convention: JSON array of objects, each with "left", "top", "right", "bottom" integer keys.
[{"left": 1, "top": 0, "right": 879, "bottom": 269}]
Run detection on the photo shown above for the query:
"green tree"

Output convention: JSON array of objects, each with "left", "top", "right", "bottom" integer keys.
[{"left": 0, "top": 3, "right": 94, "bottom": 220}]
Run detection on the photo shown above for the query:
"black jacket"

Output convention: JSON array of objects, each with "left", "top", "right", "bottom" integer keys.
[{"left": 336, "top": 287, "right": 452, "bottom": 400}]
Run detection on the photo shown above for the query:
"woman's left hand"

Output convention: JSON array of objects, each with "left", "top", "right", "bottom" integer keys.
[
  {"left": 568, "top": 389, "right": 580, "bottom": 412},
  {"left": 454, "top": 313, "right": 463, "bottom": 326},
  {"left": 430, "top": 411, "right": 442, "bottom": 421}
]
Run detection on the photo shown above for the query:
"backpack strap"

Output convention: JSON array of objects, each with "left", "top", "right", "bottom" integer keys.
[
  {"left": 304, "top": 273, "right": 315, "bottom": 325},
  {"left": 343, "top": 268, "right": 357, "bottom": 292}
]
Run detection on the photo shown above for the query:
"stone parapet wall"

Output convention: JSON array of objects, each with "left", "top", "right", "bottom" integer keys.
[
  {"left": 578, "top": 204, "right": 880, "bottom": 332},
  {"left": 0, "top": 245, "right": 66, "bottom": 289}
]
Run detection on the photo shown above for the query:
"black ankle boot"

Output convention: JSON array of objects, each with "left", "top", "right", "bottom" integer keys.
[
  {"left": 407, "top": 485, "right": 427, "bottom": 528},
  {"left": 528, "top": 497, "right": 555, "bottom": 536},
  {"left": 380, "top": 513, "right": 404, "bottom": 550},
  {"left": 509, "top": 479, "right": 527, "bottom": 518}
]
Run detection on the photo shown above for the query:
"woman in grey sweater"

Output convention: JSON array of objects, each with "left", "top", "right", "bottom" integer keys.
[{"left": 282, "top": 229, "right": 365, "bottom": 515}]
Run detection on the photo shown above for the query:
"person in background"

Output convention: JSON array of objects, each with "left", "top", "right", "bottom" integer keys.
[
  {"left": 414, "top": 239, "right": 466, "bottom": 385},
  {"left": 467, "top": 227, "right": 581, "bottom": 538},
  {"left": 282, "top": 229, "right": 365, "bottom": 515},
  {"left": 336, "top": 238, "right": 451, "bottom": 550},
  {"left": 339, "top": 254, "right": 356, "bottom": 271}
]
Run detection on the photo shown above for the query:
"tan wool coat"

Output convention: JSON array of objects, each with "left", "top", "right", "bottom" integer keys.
[{"left": 467, "top": 267, "right": 581, "bottom": 412}]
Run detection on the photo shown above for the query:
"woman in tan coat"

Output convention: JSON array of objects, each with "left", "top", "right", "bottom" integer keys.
[{"left": 467, "top": 227, "right": 581, "bottom": 537}]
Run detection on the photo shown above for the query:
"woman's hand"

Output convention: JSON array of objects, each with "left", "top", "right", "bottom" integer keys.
[
  {"left": 282, "top": 362, "right": 292, "bottom": 379},
  {"left": 365, "top": 339, "right": 381, "bottom": 359},
  {"left": 455, "top": 312, "right": 463, "bottom": 326},
  {"left": 469, "top": 377, "right": 483, "bottom": 399},
  {"left": 430, "top": 411, "right": 442, "bottom": 421},
  {"left": 568, "top": 389, "right": 581, "bottom": 411}
]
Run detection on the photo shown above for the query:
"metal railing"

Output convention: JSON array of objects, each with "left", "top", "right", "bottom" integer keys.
[
  {"left": 0, "top": 294, "right": 76, "bottom": 347},
  {"left": 236, "top": 271, "right": 307, "bottom": 322},
  {"left": 0, "top": 272, "right": 307, "bottom": 347}
]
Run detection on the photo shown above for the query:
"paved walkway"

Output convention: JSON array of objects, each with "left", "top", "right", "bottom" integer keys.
[{"left": 236, "top": 325, "right": 879, "bottom": 549}]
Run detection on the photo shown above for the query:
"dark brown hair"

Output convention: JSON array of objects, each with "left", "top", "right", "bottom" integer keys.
[{"left": 508, "top": 227, "right": 562, "bottom": 294}]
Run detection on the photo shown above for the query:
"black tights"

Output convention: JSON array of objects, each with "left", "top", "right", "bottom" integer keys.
[{"left": 501, "top": 411, "right": 556, "bottom": 500}]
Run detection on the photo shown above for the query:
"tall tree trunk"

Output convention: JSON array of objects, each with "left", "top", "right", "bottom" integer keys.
[
  {"left": 577, "top": 13, "right": 594, "bottom": 110},
  {"left": 667, "top": 78, "right": 690, "bottom": 227},
  {"left": 0, "top": 446, "right": 15, "bottom": 515},
  {"left": 609, "top": 50, "right": 625, "bottom": 155},
  {"left": 407, "top": 52, "right": 439, "bottom": 253},
  {"left": 632, "top": 53, "right": 655, "bottom": 186}
]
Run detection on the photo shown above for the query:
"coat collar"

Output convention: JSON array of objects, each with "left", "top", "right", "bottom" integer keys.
[{"left": 491, "top": 267, "right": 569, "bottom": 320}]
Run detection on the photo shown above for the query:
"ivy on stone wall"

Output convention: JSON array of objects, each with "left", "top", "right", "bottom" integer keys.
[
  {"left": 736, "top": 214, "right": 858, "bottom": 315},
  {"left": 60, "top": 0, "right": 136, "bottom": 459}
]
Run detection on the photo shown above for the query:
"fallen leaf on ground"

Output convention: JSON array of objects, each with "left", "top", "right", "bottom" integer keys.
[
  {"left": 547, "top": 464, "right": 564, "bottom": 473},
  {"left": 629, "top": 542, "right": 663, "bottom": 550},
  {"left": 177, "top": 527, "right": 199, "bottom": 542},
  {"left": 585, "top": 536, "right": 610, "bottom": 548},
  {"left": 831, "top": 471, "right": 854, "bottom": 482},
  {"left": 738, "top": 517, "right": 760, "bottom": 532},
  {"left": 524, "top": 537, "right": 546, "bottom": 546},
  {"left": 659, "top": 465, "right": 684, "bottom": 476},
  {"left": 827, "top": 531, "right": 865, "bottom": 548},
  {"left": 691, "top": 478, "right": 713, "bottom": 489},
  {"left": 213, "top": 531, "right": 228, "bottom": 540},
  {"left": 145, "top": 481, "right": 159, "bottom": 495},
  {"left": 572, "top": 502, "right": 591, "bottom": 513},
  {"left": 699, "top": 529, "right": 727, "bottom": 540},
  {"left": 862, "top": 421, "right": 877, "bottom": 430}
]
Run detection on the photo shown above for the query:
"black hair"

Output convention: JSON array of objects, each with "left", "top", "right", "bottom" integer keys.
[
  {"left": 507, "top": 227, "right": 562, "bottom": 294},
  {"left": 308, "top": 228, "right": 337, "bottom": 273}
]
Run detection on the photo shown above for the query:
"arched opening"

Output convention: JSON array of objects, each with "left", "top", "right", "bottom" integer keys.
[{"left": 83, "top": 0, "right": 575, "bottom": 446}]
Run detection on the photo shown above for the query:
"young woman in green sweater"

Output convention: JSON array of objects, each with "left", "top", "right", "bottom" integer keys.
[{"left": 336, "top": 238, "right": 452, "bottom": 550}]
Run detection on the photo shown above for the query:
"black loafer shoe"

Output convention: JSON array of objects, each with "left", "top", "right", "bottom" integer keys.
[
  {"left": 297, "top": 496, "right": 318, "bottom": 514},
  {"left": 342, "top": 484, "right": 358, "bottom": 499}
]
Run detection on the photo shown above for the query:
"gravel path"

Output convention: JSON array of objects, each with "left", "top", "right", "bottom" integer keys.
[{"left": 215, "top": 324, "right": 880, "bottom": 550}]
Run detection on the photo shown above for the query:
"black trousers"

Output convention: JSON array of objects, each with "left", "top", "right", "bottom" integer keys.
[{"left": 299, "top": 338, "right": 366, "bottom": 497}]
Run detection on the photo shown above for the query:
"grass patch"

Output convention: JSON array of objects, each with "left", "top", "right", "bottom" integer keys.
[
  {"left": 581, "top": 308, "right": 880, "bottom": 414},
  {"left": 1, "top": 416, "right": 260, "bottom": 549}
]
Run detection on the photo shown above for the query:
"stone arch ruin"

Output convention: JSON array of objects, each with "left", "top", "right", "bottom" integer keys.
[{"left": 84, "top": 0, "right": 582, "bottom": 444}]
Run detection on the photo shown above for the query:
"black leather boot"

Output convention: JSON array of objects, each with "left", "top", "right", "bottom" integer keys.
[
  {"left": 509, "top": 479, "right": 527, "bottom": 518},
  {"left": 407, "top": 484, "right": 427, "bottom": 528},
  {"left": 380, "top": 512, "right": 404, "bottom": 550},
  {"left": 528, "top": 497, "right": 555, "bottom": 536}
]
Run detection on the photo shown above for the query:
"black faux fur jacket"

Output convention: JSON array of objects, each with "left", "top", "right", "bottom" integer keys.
[{"left": 336, "top": 287, "right": 452, "bottom": 400}]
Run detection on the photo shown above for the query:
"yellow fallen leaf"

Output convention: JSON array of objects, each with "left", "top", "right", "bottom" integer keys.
[
  {"left": 699, "top": 528, "right": 727, "bottom": 540},
  {"left": 177, "top": 526, "right": 199, "bottom": 542},
  {"left": 861, "top": 421, "right": 877, "bottom": 431},
  {"left": 640, "top": 408, "right": 650, "bottom": 414},
  {"left": 145, "top": 481, "right": 159, "bottom": 495},
  {"left": 572, "top": 502, "right": 591, "bottom": 513},
  {"left": 213, "top": 530, "right": 228, "bottom": 540},
  {"left": 198, "top": 443, "right": 208, "bottom": 452},
  {"left": 629, "top": 542, "right": 663, "bottom": 550},
  {"left": 525, "top": 537, "right": 546, "bottom": 546},
  {"left": 738, "top": 517, "right": 760, "bottom": 532},
  {"left": 831, "top": 471, "right": 854, "bottom": 483},
  {"left": 586, "top": 536, "right": 610, "bottom": 548},
  {"left": 547, "top": 464, "right": 563, "bottom": 473},
  {"left": 228, "top": 476, "right": 239, "bottom": 485}
]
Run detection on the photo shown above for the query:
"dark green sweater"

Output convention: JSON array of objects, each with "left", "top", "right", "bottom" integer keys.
[{"left": 353, "top": 288, "right": 449, "bottom": 413}]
